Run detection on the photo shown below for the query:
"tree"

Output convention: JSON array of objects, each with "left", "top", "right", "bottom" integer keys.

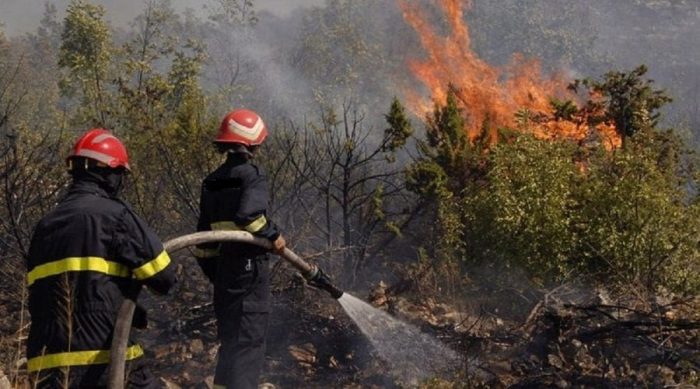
[
  {"left": 202, "top": 0, "right": 258, "bottom": 111},
  {"left": 463, "top": 135, "right": 578, "bottom": 281},
  {"left": 58, "top": 0, "right": 114, "bottom": 125},
  {"left": 466, "top": 0, "right": 604, "bottom": 71},
  {"left": 571, "top": 65, "right": 673, "bottom": 147},
  {"left": 573, "top": 130, "right": 700, "bottom": 293},
  {"left": 290, "top": 0, "right": 388, "bottom": 108},
  {"left": 404, "top": 68, "right": 699, "bottom": 295},
  {"left": 0, "top": 24, "right": 69, "bottom": 379},
  {"left": 111, "top": 0, "right": 213, "bottom": 232},
  {"left": 404, "top": 88, "right": 490, "bottom": 279},
  {"left": 280, "top": 100, "right": 412, "bottom": 283}
]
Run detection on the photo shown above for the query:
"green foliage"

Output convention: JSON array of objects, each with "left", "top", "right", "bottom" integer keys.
[
  {"left": 406, "top": 159, "right": 449, "bottom": 199},
  {"left": 550, "top": 98, "right": 578, "bottom": 122},
  {"left": 207, "top": 0, "right": 257, "bottom": 26},
  {"left": 407, "top": 69, "right": 699, "bottom": 294},
  {"left": 571, "top": 65, "right": 673, "bottom": 143},
  {"left": 459, "top": 130, "right": 699, "bottom": 294},
  {"left": 112, "top": 2, "right": 213, "bottom": 230},
  {"left": 54, "top": 0, "right": 217, "bottom": 231},
  {"left": 464, "top": 135, "right": 578, "bottom": 281},
  {"left": 382, "top": 97, "right": 413, "bottom": 153},
  {"left": 409, "top": 88, "right": 489, "bottom": 196},
  {"left": 573, "top": 131, "right": 700, "bottom": 292},
  {"left": 405, "top": 89, "right": 476, "bottom": 266},
  {"left": 58, "top": 0, "right": 113, "bottom": 125},
  {"left": 292, "top": 0, "right": 387, "bottom": 104},
  {"left": 426, "top": 90, "right": 468, "bottom": 174}
]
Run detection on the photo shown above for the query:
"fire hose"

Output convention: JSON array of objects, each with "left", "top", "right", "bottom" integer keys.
[{"left": 107, "top": 231, "right": 343, "bottom": 389}]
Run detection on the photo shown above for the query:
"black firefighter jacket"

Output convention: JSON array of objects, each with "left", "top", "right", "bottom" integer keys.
[
  {"left": 26, "top": 179, "right": 176, "bottom": 376},
  {"left": 194, "top": 153, "right": 280, "bottom": 324}
]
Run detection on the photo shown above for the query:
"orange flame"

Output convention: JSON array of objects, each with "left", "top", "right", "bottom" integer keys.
[{"left": 399, "top": 0, "right": 620, "bottom": 148}]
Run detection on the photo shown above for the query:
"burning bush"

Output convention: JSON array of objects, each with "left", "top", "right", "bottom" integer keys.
[{"left": 397, "top": 0, "right": 699, "bottom": 296}]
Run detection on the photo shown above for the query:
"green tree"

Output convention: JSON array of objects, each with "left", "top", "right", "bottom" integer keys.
[
  {"left": 383, "top": 96, "right": 414, "bottom": 153},
  {"left": 58, "top": 0, "right": 113, "bottom": 125},
  {"left": 111, "top": 0, "right": 213, "bottom": 231},
  {"left": 405, "top": 69, "right": 699, "bottom": 295},
  {"left": 464, "top": 135, "right": 578, "bottom": 281},
  {"left": 571, "top": 65, "right": 673, "bottom": 147},
  {"left": 574, "top": 131, "right": 700, "bottom": 293},
  {"left": 453, "top": 126, "right": 699, "bottom": 294},
  {"left": 291, "top": 0, "right": 387, "bottom": 106},
  {"left": 404, "top": 89, "right": 487, "bottom": 286}
]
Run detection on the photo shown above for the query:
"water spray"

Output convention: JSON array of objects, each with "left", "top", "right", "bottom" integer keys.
[{"left": 108, "top": 230, "right": 343, "bottom": 389}]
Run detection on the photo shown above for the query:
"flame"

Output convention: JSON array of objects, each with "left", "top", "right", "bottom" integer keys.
[{"left": 399, "top": 0, "right": 620, "bottom": 148}]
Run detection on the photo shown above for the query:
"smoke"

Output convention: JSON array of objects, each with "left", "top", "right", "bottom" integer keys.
[
  {"left": 10, "top": 0, "right": 692, "bottom": 136},
  {"left": 237, "top": 28, "right": 317, "bottom": 121},
  {"left": 1, "top": 0, "right": 147, "bottom": 35},
  {"left": 0, "top": 0, "right": 324, "bottom": 36},
  {"left": 589, "top": 0, "right": 700, "bottom": 140}
]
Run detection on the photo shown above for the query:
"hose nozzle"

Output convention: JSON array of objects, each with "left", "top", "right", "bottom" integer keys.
[{"left": 304, "top": 266, "right": 344, "bottom": 299}]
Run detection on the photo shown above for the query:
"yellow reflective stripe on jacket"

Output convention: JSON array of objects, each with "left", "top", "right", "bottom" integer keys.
[
  {"left": 27, "top": 257, "right": 130, "bottom": 286},
  {"left": 132, "top": 250, "right": 171, "bottom": 280},
  {"left": 193, "top": 247, "right": 220, "bottom": 258},
  {"left": 211, "top": 215, "right": 267, "bottom": 233},
  {"left": 244, "top": 215, "right": 267, "bottom": 233},
  {"left": 211, "top": 221, "right": 240, "bottom": 231},
  {"left": 213, "top": 385, "right": 226, "bottom": 389},
  {"left": 27, "top": 344, "right": 143, "bottom": 372}
]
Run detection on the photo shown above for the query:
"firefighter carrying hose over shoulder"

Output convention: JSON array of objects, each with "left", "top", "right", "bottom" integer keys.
[
  {"left": 194, "top": 109, "right": 286, "bottom": 389},
  {"left": 26, "top": 129, "right": 176, "bottom": 388}
]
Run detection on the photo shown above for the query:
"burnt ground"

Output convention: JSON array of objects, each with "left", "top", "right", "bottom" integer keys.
[
  {"left": 137, "top": 257, "right": 700, "bottom": 388},
  {"left": 139, "top": 257, "right": 405, "bottom": 388},
  {"left": 1, "top": 256, "right": 699, "bottom": 388}
]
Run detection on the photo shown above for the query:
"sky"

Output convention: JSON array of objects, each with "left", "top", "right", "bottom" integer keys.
[{"left": 0, "top": 0, "right": 325, "bottom": 35}]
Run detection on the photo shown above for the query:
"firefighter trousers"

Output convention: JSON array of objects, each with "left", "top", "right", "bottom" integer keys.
[{"left": 212, "top": 257, "right": 270, "bottom": 389}]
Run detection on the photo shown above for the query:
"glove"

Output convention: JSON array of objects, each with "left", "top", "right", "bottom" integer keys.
[{"left": 271, "top": 235, "right": 286, "bottom": 254}]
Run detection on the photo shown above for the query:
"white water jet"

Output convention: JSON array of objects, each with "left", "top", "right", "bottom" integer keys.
[{"left": 338, "top": 293, "right": 462, "bottom": 386}]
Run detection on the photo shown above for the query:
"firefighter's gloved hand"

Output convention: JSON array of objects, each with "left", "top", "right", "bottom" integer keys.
[{"left": 271, "top": 235, "right": 286, "bottom": 255}]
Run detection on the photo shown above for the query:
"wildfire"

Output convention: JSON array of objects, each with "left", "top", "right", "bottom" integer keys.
[{"left": 399, "top": 0, "right": 620, "bottom": 148}]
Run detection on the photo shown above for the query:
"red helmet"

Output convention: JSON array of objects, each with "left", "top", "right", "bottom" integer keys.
[
  {"left": 215, "top": 109, "right": 268, "bottom": 146},
  {"left": 67, "top": 128, "right": 130, "bottom": 170}
]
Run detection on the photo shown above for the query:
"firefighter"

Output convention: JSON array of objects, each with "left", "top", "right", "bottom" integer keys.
[
  {"left": 194, "top": 109, "right": 286, "bottom": 389},
  {"left": 26, "top": 129, "right": 176, "bottom": 388}
]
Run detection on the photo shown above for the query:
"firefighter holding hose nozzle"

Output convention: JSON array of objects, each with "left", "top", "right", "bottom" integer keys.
[
  {"left": 194, "top": 109, "right": 286, "bottom": 389},
  {"left": 194, "top": 109, "right": 344, "bottom": 388}
]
